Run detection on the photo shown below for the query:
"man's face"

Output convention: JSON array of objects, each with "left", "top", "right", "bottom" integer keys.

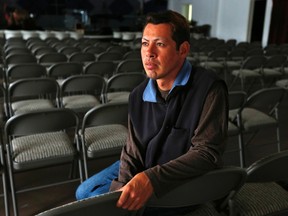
[{"left": 141, "top": 23, "right": 186, "bottom": 83}]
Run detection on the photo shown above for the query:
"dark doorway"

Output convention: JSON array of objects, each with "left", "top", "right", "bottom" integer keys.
[{"left": 251, "top": 0, "right": 267, "bottom": 43}]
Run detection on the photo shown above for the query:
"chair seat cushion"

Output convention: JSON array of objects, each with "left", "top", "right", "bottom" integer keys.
[
  {"left": 276, "top": 79, "right": 288, "bottom": 89},
  {"left": 12, "top": 131, "right": 76, "bottom": 170},
  {"left": 262, "top": 68, "right": 282, "bottom": 77},
  {"left": 63, "top": 95, "right": 100, "bottom": 109},
  {"left": 233, "top": 182, "right": 288, "bottom": 216},
  {"left": 12, "top": 99, "right": 55, "bottom": 115},
  {"left": 241, "top": 108, "right": 277, "bottom": 131},
  {"left": 107, "top": 92, "right": 130, "bottom": 102},
  {"left": 84, "top": 124, "right": 128, "bottom": 158},
  {"left": 232, "top": 69, "right": 261, "bottom": 78}
]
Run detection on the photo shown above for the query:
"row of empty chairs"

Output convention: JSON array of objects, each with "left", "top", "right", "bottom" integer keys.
[
  {"left": 2, "top": 71, "right": 146, "bottom": 119},
  {"left": 0, "top": 100, "right": 130, "bottom": 216}
]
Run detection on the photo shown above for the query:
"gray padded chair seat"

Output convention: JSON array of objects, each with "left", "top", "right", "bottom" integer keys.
[
  {"left": 11, "top": 99, "right": 55, "bottom": 115},
  {"left": 62, "top": 95, "right": 100, "bottom": 110},
  {"left": 233, "top": 182, "right": 288, "bottom": 216},
  {"left": 106, "top": 92, "right": 130, "bottom": 102},
  {"left": 276, "top": 79, "right": 288, "bottom": 89},
  {"left": 232, "top": 69, "right": 262, "bottom": 78},
  {"left": 241, "top": 108, "right": 278, "bottom": 131},
  {"left": 12, "top": 131, "right": 76, "bottom": 170},
  {"left": 85, "top": 124, "right": 128, "bottom": 158}
]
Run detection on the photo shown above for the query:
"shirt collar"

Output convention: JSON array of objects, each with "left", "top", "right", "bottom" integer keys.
[{"left": 143, "top": 59, "right": 192, "bottom": 102}]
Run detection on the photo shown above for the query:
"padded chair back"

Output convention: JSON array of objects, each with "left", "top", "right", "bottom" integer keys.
[
  {"left": 229, "top": 91, "right": 247, "bottom": 110},
  {"left": 35, "top": 191, "right": 130, "bottom": 216},
  {"left": 147, "top": 167, "right": 246, "bottom": 208}
]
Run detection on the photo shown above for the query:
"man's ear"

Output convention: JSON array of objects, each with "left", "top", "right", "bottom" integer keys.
[{"left": 179, "top": 41, "right": 190, "bottom": 56}]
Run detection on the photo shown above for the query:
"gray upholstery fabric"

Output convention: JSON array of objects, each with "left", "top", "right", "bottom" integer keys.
[
  {"left": 182, "top": 203, "right": 222, "bottom": 216},
  {"left": 232, "top": 69, "right": 261, "bottom": 78},
  {"left": 107, "top": 92, "right": 130, "bottom": 102},
  {"left": 233, "top": 182, "right": 288, "bottom": 216},
  {"left": 12, "top": 99, "right": 55, "bottom": 114},
  {"left": 85, "top": 124, "right": 128, "bottom": 158},
  {"left": 241, "top": 108, "right": 277, "bottom": 131},
  {"left": 12, "top": 131, "right": 75, "bottom": 169},
  {"left": 62, "top": 95, "right": 100, "bottom": 109}
]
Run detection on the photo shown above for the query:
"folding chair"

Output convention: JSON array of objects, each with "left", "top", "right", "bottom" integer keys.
[
  {"left": 143, "top": 167, "right": 247, "bottom": 216},
  {"left": 230, "top": 55, "right": 266, "bottom": 92},
  {"left": 5, "top": 108, "right": 83, "bottom": 216},
  {"left": 59, "top": 74, "right": 106, "bottom": 117},
  {"left": 35, "top": 191, "right": 130, "bottom": 216},
  {"left": 232, "top": 87, "right": 286, "bottom": 167},
  {"left": 7, "top": 77, "right": 60, "bottom": 118},
  {"left": 104, "top": 73, "right": 146, "bottom": 103},
  {"left": 80, "top": 102, "right": 128, "bottom": 179},
  {"left": 231, "top": 150, "right": 288, "bottom": 216}
]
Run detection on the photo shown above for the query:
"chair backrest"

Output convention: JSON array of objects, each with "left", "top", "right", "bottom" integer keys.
[
  {"left": 241, "top": 55, "right": 266, "bottom": 70},
  {"left": 68, "top": 52, "right": 96, "bottom": 63},
  {"left": 5, "top": 53, "right": 37, "bottom": 65},
  {"left": 47, "top": 62, "right": 83, "bottom": 79},
  {"left": 106, "top": 73, "right": 146, "bottom": 93},
  {"left": 246, "top": 150, "right": 288, "bottom": 182},
  {"left": 82, "top": 101, "right": 128, "bottom": 128},
  {"left": 123, "top": 50, "right": 141, "bottom": 60},
  {"left": 60, "top": 74, "right": 106, "bottom": 98},
  {"left": 38, "top": 53, "right": 68, "bottom": 64},
  {"left": 97, "top": 52, "right": 123, "bottom": 61},
  {"left": 207, "top": 49, "right": 228, "bottom": 61},
  {"left": 84, "top": 61, "right": 116, "bottom": 78},
  {"left": 83, "top": 46, "right": 105, "bottom": 55},
  {"left": 8, "top": 77, "right": 59, "bottom": 99},
  {"left": 147, "top": 167, "right": 246, "bottom": 208},
  {"left": 116, "top": 59, "right": 144, "bottom": 73},
  {"left": 264, "top": 54, "right": 287, "bottom": 68},
  {"left": 35, "top": 191, "right": 130, "bottom": 216},
  {"left": 5, "top": 108, "right": 78, "bottom": 137},
  {"left": 242, "top": 87, "right": 286, "bottom": 115},
  {"left": 5, "top": 63, "right": 47, "bottom": 86}
]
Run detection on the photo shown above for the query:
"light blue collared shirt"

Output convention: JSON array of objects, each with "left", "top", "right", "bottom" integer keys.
[{"left": 143, "top": 59, "right": 192, "bottom": 102}]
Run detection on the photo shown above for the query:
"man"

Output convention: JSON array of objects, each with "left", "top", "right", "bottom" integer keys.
[{"left": 76, "top": 10, "right": 228, "bottom": 215}]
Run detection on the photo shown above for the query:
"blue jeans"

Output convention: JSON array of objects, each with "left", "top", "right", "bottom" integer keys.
[{"left": 75, "top": 160, "right": 120, "bottom": 200}]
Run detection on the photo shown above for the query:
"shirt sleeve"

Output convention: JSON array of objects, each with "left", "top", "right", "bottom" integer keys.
[{"left": 110, "top": 81, "right": 229, "bottom": 197}]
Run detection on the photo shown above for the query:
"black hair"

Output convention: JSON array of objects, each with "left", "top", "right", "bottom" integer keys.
[{"left": 143, "top": 10, "right": 190, "bottom": 50}]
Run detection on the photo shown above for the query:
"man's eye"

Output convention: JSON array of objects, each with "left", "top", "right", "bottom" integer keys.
[
  {"left": 157, "top": 43, "right": 165, "bottom": 47},
  {"left": 142, "top": 42, "right": 148, "bottom": 46}
]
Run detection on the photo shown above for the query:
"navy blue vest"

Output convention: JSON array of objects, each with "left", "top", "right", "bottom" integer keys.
[{"left": 129, "top": 67, "right": 223, "bottom": 168}]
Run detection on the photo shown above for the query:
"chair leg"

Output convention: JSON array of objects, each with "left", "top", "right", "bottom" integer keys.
[
  {"left": 7, "top": 165, "right": 18, "bottom": 216},
  {"left": 2, "top": 172, "right": 10, "bottom": 216}
]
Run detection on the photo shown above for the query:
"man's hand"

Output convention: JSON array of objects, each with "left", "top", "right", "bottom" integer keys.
[{"left": 117, "top": 172, "right": 153, "bottom": 211}]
